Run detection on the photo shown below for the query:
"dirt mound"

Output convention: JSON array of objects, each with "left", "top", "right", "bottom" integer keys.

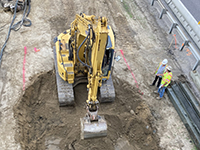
[{"left": 13, "top": 71, "right": 160, "bottom": 150}]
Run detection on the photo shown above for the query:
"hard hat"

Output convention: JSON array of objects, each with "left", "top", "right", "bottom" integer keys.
[
  {"left": 166, "top": 66, "right": 172, "bottom": 71},
  {"left": 162, "top": 59, "right": 168, "bottom": 65}
]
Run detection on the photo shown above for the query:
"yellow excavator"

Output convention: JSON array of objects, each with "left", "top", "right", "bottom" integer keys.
[{"left": 53, "top": 13, "right": 115, "bottom": 139}]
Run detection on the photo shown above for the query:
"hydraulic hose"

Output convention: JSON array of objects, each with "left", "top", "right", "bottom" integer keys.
[
  {"left": 11, "top": 0, "right": 32, "bottom": 31},
  {"left": 0, "top": 0, "right": 20, "bottom": 67},
  {"left": 77, "top": 30, "right": 91, "bottom": 69},
  {"left": 0, "top": 0, "right": 32, "bottom": 67}
]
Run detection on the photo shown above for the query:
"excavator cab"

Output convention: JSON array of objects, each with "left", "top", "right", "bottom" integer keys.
[
  {"left": 102, "top": 48, "right": 114, "bottom": 77},
  {"left": 102, "top": 26, "right": 115, "bottom": 79}
]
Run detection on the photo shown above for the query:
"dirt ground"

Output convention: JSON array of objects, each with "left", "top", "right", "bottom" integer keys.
[
  {"left": 0, "top": 0, "right": 196, "bottom": 150},
  {"left": 13, "top": 71, "right": 159, "bottom": 150}
]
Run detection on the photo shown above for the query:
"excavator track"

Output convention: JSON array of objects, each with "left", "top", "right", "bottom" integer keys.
[
  {"left": 99, "top": 75, "right": 115, "bottom": 103},
  {"left": 53, "top": 47, "right": 74, "bottom": 106}
]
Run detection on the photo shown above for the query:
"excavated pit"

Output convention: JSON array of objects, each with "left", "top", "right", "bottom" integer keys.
[{"left": 14, "top": 71, "right": 160, "bottom": 150}]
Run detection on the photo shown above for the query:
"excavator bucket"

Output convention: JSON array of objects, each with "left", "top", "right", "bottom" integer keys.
[{"left": 80, "top": 116, "right": 107, "bottom": 139}]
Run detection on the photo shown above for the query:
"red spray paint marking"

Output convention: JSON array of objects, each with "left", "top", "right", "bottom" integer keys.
[
  {"left": 23, "top": 47, "right": 27, "bottom": 91},
  {"left": 120, "top": 50, "right": 143, "bottom": 95},
  {"left": 34, "top": 47, "right": 40, "bottom": 52}
]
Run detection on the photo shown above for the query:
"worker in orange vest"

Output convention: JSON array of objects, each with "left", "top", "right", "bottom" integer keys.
[
  {"left": 154, "top": 66, "right": 172, "bottom": 100},
  {"left": 150, "top": 59, "right": 168, "bottom": 88}
]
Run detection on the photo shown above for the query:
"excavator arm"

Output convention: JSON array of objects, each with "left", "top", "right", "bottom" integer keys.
[{"left": 54, "top": 13, "right": 115, "bottom": 139}]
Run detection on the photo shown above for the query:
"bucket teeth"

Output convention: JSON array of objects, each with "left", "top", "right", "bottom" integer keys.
[{"left": 80, "top": 116, "right": 107, "bottom": 139}]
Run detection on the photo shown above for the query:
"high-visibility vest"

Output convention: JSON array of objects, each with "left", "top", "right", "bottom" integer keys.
[
  {"left": 155, "top": 62, "right": 168, "bottom": 74},
  {"left": 161, "top": 71, "right": 172, "bottom": 87}
]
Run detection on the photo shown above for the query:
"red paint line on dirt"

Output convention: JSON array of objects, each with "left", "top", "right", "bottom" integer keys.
[
  {"left": 34, "top": 47, "right": 40, "bottom": 52},
  {"left": 120, "top": 50, "right": 143, "bottom": 95},
  {"left": 173, "top": 34, "right": 177, "bottom": 49}
]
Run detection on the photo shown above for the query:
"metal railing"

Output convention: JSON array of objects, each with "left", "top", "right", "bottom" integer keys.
[
  {"left": 167, "top": 83, "right": 200, "bottom": 149},
  {"left": 169, "top": 0, "right": 200, "bottom": 49},
  {"left": 151, "top": 0, "right": 200, "bottom": 70}
]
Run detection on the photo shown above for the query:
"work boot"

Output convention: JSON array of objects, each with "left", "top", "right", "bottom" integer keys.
[
  {"left": 154, "top": 90, "right": 158, "bottom": 93},
  {"left": 156, "top": 97, "right": 161, "bottom": 100}
]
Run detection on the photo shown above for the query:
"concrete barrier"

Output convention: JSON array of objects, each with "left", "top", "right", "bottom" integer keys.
[{"left": 168, "top": 0, "right": 200, "bottom": 50}]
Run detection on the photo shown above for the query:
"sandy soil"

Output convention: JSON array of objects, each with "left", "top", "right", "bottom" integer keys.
[{"left": 0, "top": 0, "right": 196, "bottom": 150}]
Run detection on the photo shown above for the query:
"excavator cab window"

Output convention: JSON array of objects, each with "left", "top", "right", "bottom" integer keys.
[{"left": 102, "top": 35, "right": 114, "bottom": 77}]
